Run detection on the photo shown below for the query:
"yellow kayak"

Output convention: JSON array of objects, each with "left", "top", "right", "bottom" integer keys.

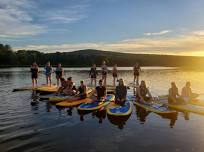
[{"left": 49, "top": 88, "right": 93, "bottom": 103}]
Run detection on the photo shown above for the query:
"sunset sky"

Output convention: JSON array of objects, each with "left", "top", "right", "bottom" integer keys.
[{"left": 1, "top": 0, "right": 204, "bottom": 56}]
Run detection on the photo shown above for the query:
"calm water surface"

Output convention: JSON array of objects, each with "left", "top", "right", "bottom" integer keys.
[{"left": 1, "top": 67, "right": 204, "bottom": 152}]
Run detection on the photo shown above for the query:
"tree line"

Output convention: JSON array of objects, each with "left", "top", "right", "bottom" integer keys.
[{"left": 1, "top": 43, "right": 204, "bottom": 67}]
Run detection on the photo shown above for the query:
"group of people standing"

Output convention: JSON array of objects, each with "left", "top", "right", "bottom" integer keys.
[
  {"left": 31, "top": 61, "right": 64, "bottom": 87},
  {"left": 30, "top": 60, "right": 141, "bottom": 88}
]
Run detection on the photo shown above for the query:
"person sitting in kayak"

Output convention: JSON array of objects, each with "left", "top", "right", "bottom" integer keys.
[
  {"left": 95, "top": 79, "right": 107, "bottom": 102},
  {"left": 57, "top": 77, "right": 67, "bottom": 94},
  {"left": 115, "top": 78, "right": 127, "bottom": 106},
  {"left": 63, "top": 77, "right": 76, "bottom": 95},
  {"left": 76, "top": 80, "right": 87, "bottom": 99},
  {"left": 168, "top": 82, "right": 184, "bottom": 104},
  {"left": 181, "top": 82, "right": 198, "bottom": 101},
  {"left": 136, "top": 80, "right": 153, "bottom": 104}
]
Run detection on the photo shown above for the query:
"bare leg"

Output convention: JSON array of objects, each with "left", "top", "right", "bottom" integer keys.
[
  {"left": 94, "top": 78, "right": 96, "bottom": 87},
  {"left": 57, "top": 78, "right": 59, "bottom": 86},
  {"left": 134, "top": 75, "right": 136, "bottom": 83},
  {"left": 48, "top": 76, "right": 51, "bottom": 86},
  {"left": 32, "top": 79, "right": 34, "bottom": 87},
  {"left": 91, "top": 78, "right": 93, "bottom": 86},
  {"left": 136, "top": 76, "right": 139, "bottom": 85},
  {"left": 46, "top": 76, "right": 48, "bottom": 85},
  {"left": 104, "top": 76, "right": 107, "bottom": 86},
  {"left": 113, "top": 77, "right": 115, "bottom": 86},
  {"left": 35, "top": 79, "right": 38, "bottom": 86}
]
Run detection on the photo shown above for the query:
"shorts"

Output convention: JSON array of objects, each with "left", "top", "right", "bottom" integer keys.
[
  {"left": 45, "top": 72, "right": 51, "bottom": 77},
  {"left": 56, "top": 75, "right": 62, "bottom": 79},
  {"left": 134, "top": 71, "right": 139, "bottom": 76},
  {"left": 79, "top": 94, "right": 87, "bottom": 99},
  {"left": 32, "top": 74, "right": 38, "bottom": 79},
  {"left": 115, "top": 99, "right": 125, "bottom": 106},
  {"left": 91, "top": 75, "right": 96, "bottom": 79},
  {"left": 113, "top": 73, "right": 117, "bottom": 77},
  {"left": 102, "top": 71, "right": 107, "bottom": 76}
]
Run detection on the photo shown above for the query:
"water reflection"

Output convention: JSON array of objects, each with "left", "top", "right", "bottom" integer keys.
[
  {"left": 77, "top": 109, "right": 106, "bottom": 123},
  {"left": 157, "top": 113, "right": 178, "bottom": 128},
  {"left": 135, "top": 105, "right": 151, "bottom": 124},
  {"left": 107, "top": 114, "right": 131, "bottom": 129}
]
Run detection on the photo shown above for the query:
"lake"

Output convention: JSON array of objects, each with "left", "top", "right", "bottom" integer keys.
[{"left": 0, "top": 67, "right": 204, "bottom": 152}]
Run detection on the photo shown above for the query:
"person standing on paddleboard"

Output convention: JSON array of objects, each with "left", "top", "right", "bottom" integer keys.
[
  {"left": 89, "top": 64, "right": 98, "bottom": 87},
  {"left": 133, "top": 62, "right": 141, "bottom": 85},
  {"left": 95, "top": 79, "right": 106, "bottom": 102},
  {"left": 45, "top": 61, "right": 53, "bottom": 86},
  {"left": 30, "top": 62, "right": 39, "bottom": 87},
  {"left": 101, "top": 61, "right": 108, "bottom": 86},
  {"left": 115, "top": 78, "right": 127, "bottom": 106},
  {"left": 112, "top": 64, "right": 118, "bottom": 86},
  {"left": 55, "top": 63, "right": 64, "bottom": 87}
]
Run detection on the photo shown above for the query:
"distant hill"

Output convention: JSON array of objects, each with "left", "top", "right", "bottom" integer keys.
[{"left": 1, "top": 43, "right": 204, "bottom": 67}]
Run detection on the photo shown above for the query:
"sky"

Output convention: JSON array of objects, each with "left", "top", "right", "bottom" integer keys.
[{"left": 1, "top": 0, "right": 204, "bottom": 56}]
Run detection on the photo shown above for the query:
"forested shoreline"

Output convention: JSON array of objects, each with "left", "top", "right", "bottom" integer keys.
[{"left": 1, "top": 43, "right": 204, "bottom": 67}]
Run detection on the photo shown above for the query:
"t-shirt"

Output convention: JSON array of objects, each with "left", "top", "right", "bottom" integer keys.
[
  {"left": 96, "top": 86, "right": 106, "bottom": 99},
  {"left": 116, "top": 86, "right": 127, "bottom": 99}
]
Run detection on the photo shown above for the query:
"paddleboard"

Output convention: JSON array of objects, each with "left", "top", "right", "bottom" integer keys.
[
  {"left": 133, "top": 100, "right": 177, "bottom": 114},
  {"left": 56, "top": 97, "right": 93, "bottom": 107},
  {"left": 158, "top": 97, "right": 204, "bottom": 115},
  {"left": 49, "top": 88, "right": 93, "bottom": 103},
  {"left": 159, "top": 94, "right": 204, "bottom": 107},
  {"left": 77, "top": 94, "right": 115, "bottom": 111},
  {"left": 107, "top": 101, "right": 133, "bottom": 116}
]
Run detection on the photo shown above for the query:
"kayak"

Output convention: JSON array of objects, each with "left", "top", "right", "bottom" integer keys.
[
  {"left": 77, "top": 94, "right": 115, "bottom": 111},
  {"left": 159, "top": 94, "right": 204, "bottom": 107},
  {"left": 49, "top": 88, "right": 93, "bottom": 103},
  {"left": 107, "top": 101, "right": 133, "bottom": 116},
  {"left": 133, "top": 100, "right": 177, "bottom": 114}
]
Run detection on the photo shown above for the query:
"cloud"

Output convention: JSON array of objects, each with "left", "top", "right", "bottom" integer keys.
[
  {"left": 0, "top": 1, "right": 89, "bottom": 38},
  {"left": 14, "top": 30, "right": 204, "bottom": 56},
  {"left": 40, "top": 4, "right": 89, "bottom": 24},
  {"left": 144, "top": 30, "right": 172, "bottom": 36},
  {"left": 0, "top": 0, "right": 45, "bottom": 38}
]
